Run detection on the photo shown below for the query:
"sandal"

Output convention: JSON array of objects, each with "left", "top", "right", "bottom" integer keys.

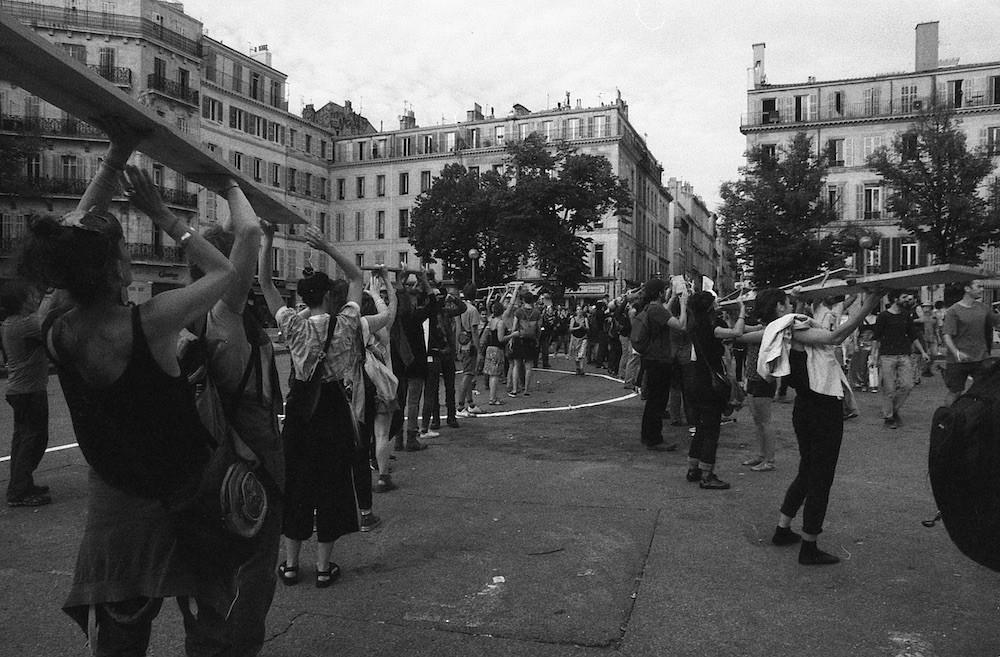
[
  {"left": 316, "top": 562, "right": 341, "bottom": 589},
  {"left": 742, "top": 456, "right": 764, "bottom": 467},
  {"left": 751, "top": 461, "right": 775, "bottom": 472},
  {"left": 278, "top": 562, "right": 300, "bottom": 586}
]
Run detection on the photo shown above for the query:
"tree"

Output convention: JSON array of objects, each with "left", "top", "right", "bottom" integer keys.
[
  {"left": 409, "top": 133, "right": 633, "bottom": 290},
  {"left": 867, "top": 107, "right": 1000, "bottom": 265},
  {"left": 719, "top": 132, "right": 842, "bottom": 288}
]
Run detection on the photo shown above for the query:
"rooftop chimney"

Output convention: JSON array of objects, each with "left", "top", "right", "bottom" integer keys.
[
  {"left": 466, "top": 103, "right": 484, "bottom": 122},
  {"left": 915, "top": 22, "right": 939, "bottom": 72},
  {"left": 249, "top": 44, "right": 272, "bottom": 67},
  {"left": 752, "top": 43, "right": 766, "bottom": 87},
  {"left": 399, "top": 109, "right": 416, "bottom": 130}
]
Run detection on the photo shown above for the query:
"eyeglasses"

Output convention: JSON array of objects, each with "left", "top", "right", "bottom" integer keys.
[{"left": 59, "top": 208, "right": 123, "bottom": 239}]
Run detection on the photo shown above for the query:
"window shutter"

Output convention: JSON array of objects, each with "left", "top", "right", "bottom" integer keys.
[
  {"left": 243, "top": 112, "right": 254, "bottom": 134},
  {"left": 279, "top": 126, "right": 286, "bottom": 145},
  {"left": 808, "top": 94, "right": 818, "bottom": 120},
  {"left": 936, "top": 81, "right": 947, "bottom": 107},
  {"left": 229, "top": 106, "right": 237, "bottom": 129},
  {"left": 286, "top": 168, "right": 294, "bottom": 189},
  {"left": 878, "top": 238, "right": 890, "bottom": 274},
  {"left": 587, "top": 116, "right": 594, "bottom": 138},
  {"left": 202, "top": 95, "right": 210, "bottom": 119},
  {"left": 855, "top": 183, "right": 864, "bottom": 221},
  {"left": 274, "top": 164, "right": 282, "bottom": 188},
  {"left": 778, "top": 96, "right": 791, "bottom": 122},
  {"left": 889, "top": 237, "right": 902, "bottom": 272},
  {"left": 980, "top": 127, "right": 989, "bottom": 149}
]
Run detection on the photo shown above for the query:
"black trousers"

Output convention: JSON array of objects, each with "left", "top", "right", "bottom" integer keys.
[
  {"left": 5, "top": 391, "right": 49, "bottom": 500},
  {"left": 640, "top": 359, "right": 671, "bottom": 446},
  {"left": 780, "top": 389, "right": 844, "bottom": 536}
]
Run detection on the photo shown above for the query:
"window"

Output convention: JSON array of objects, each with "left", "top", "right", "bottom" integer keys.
[
  {"left": 990, "top": 76, "right": 1000, "bottom": 106},
  {"left": 987, "top": 127, "right": 1000, "bottom": 157},
  {"left": 567, "top": 118, "right": 581, "bottom": 139},
  {"left": 152, "top": 164, "right": 163, "bottom": 187},
  {"left": 270, "top": 163, "right": 281, "bottom": 187},
  {"left": 229, "top": 107, "right": 245, "bottom": 131},
  {"left": 495, "top": 126, "right": 505, "bottom": 145},
  {"left": 232, "top": 152, "right": 244, "bottom": 172},
  {"left": 271, "top": 248, "right": 282, "bottom": 277},
  {"left": 176, "top": 117, "right": 189, "bottom": 133},
  {"left": 270, "top": 80, "right": 282, "bottom": 107},
  {"left": 374, "top": 139, "right": 387, "bottom": 158},
  {"left": 861, "top": 136, "right": 884, "bottom": 161},
  {"left": 593, "top": 115, "right": 607, "bottom": 138},
  {"left": 398, "top": 209, "right": 410, "bottom": 238},
  {"left": 422, "top": 134, "right": 433, "bottom": 153},
  {"left": 828, "top": 91, "right": 844, "bottom": 117},
  {"left": 305, "top": 134, "right": 312, "bottom": 154},
  {"left": 900, "top": 85, "right": 919, "bottom": 112},
  {"left": 398, "top": 251, "right": 409, "bottom": 268},
  {"left": 399, "top": 172, "right": 409, "bottom": 195},
  {"left": 518, "top": 123, "right": 529, "bottom": 140},
  {"left": 319, "top": 212, "right": 328, "bottom": 235},
  {"left": 593, "top": 244, "right": 604, "bottom": 278},
  {"left": 827, "top": 184, "right": 843, "bottom": 219},
  {"left": 492, "top": 164, "right": 502, "bottom": 175},
  {"left": 26, "top": 154, "right": 41, "bottom": 180},
  {"left": 335, "top": 213, "right": 345, "bottom": 242},
  {"left": 319, "top": 177, "right": 328, "bottom": 199},
  {"left": 252, "top": 158, "right": 262, "bottom": 182},
  {"left": 178, "top": 68, "right": 190, "bottom": 91},
  {"left": 760, "top": 144, "right": 777, "bottom": 161},
  {"left": 61, "top": 42, "right": 87, "bottom": 63},
  {"left": 231, "top": 64, "right": 243, "bottom": 93},
  {"left": 469, "top": 128, "right": 480, "bottom": 148},
  {"left": 901, "top": 239, "right": 919, "bottom": 269},
  {"left": 24, "top": 95, "right": 40, "bottom": 118},
  {"left": 304, "top": 173, "right": 312, "bottom": 196},
  {"left": 357, "top": 141, "right": 366, "bottom": 161},
  {"left": 542, "top": 120, "right": 553, "bottom": 141},
  {"left": 250, "top": 72, "right": 260, "bottom": 100},
  {"left": 320, "top": 140, "right": 328, "bottom": 159},
  {"left": 864, "top": 185, "right": 883, "bottom": 220},
  {"left": 468, "top": 166, "right": 480, "bottom": 177},
  {"left": 376, "top": 211, "right": 385, "bottom": 239},
  {"left": 374, "top": 251, "right": 386, "bottom": 266},
  {"left": 761, "top": 98, "right": 778, "bottom": 123},
  {"left": 287, "top": 167, "right": 297, "bottom": 192},
  {"left": 863, "top": 87, "right": 882, "bottom": 116},
  {"left": 337, "top": 178, "right": 345, "bottom": 200},
  {"left": 355, "top": 211, "right": 364, "bottom": 241},
  {"left": 947, "top": 79, "right": 964, "bottom": 108},
  {"left": 60, "top": 155, "right": 78, "bottom": 180},
  {"left": 446, "top": 132, "right": 456, "bottom": 151},
  {"left": 826, "top": 138, "right": 845, "bottom": 166},
  {"left": 902, "top": 134, "right": 919, "bottom": 161},
  {"left": 356, "top": 176, "right": 365, "bottom": 199},
  {"left": 253, "top": 115, "right": 265, "bottom": 138},
  {"left": 202, "top": 96, "right": 224, "bottom": 122},
  {"left": 794, "top": 95, "right": 814, "bottom": 122},
  {"left": 376, "top": 175, "right": 386, "bottom": 197},
  {"left": 401, "top": 137, "right": 412, "bottom": 157},
  {"left": 355, "top": 253, "right": 364, "bottom": 268},
  {"left": 420, "top": 170, "right": 431, "bottom": 192},
  {"left": 289, "top": 129, "right": 297, "bottom": 150}
]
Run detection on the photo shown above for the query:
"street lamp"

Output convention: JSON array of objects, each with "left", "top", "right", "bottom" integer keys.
[
  {"left": 468, "top": 248, "right": 480, "bottom": 287},
  {"left": 613, "top": 258, "right": 622, "bottom": 297}
]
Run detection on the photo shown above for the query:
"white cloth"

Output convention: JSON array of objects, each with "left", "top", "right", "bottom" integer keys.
[{"left": 756, "top": 313, "right": 848, "bottom": 399}]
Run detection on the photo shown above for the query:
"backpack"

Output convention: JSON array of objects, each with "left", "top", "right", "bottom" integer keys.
[
  {"left": 630, "top": 309, "right": 657, "bottom": 355},
  {"left": 928, "top": 360, "right": 1000, "bottom": 573},
  {"left": 519, "top": 308, "right": 541, "bottom": 340},
  {"left": 613, "top": 305, "right": 632, "bottom": 338}
]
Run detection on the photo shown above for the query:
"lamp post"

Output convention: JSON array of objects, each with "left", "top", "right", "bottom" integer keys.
[
  {"left": 613, "top": 259, "right": 622, "bottom": 297},
  {"left": 468, "top": 248, "right": 480, "bottom": 288}
]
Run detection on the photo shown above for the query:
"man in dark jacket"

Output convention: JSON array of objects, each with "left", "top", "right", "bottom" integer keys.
[
  {"left": 421, "top": 285, "right": 467, "bottom": 435},
  {"left": 633, "top": 279, "right": 688, "bottom": 450},
  {"left": 389, "top": 270, "right": 437, "bottom": 451}
]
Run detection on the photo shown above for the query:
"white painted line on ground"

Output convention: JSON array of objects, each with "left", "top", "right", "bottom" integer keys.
[{"left": 0, "top": 441, "right": 79, "bottom": 463}]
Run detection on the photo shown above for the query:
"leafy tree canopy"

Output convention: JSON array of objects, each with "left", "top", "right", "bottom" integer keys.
[
  {"left": 867, "top": 106, "right": 1000, "bottom": 265},
  {"left": 409, "top": 133, "right": 633, "bottom": 290},
  {"left": 719, "top": 132, "right": 843, "bottom": 288}
]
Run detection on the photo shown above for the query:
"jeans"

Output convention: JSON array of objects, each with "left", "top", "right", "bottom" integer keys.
[
  {"left": 780, "top": 390, "right": 844, "bottom": 536},
  {"left": 685, "top": 366, "right": 724, "bottom": 468},
  {"left": 422, "top": 356, "right": 457, "bottom": 428},
  {"left": 538, "top": 333, "right": 552, "bottom": 369},
  {"left": 672, "top": 363, "right": 700, "bottom": 426},
  {"left": 619, "top": 337, "right": 638, "bottom": 385},
  {"left": 607, "top": 337, "right": 622, "bottom": 375},
  {"left": 5, "top": 391, "right": 49, "bottom": 500},
  {"left": 404, "top": 376, "right": 424, "bottom": 438},
  {"left": 640, "top": 360, "right": 671, "bottom": 445},
  {"left": 879, "top": 354, "right": 914, "bottom": 419}
]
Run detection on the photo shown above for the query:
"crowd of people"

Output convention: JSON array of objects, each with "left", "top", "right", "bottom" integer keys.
[{"left": 2, "top": 124, "right": 999, "bottom": 653}]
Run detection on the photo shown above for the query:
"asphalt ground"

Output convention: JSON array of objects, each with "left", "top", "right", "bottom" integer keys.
[{"left": 1, "top": 355, "right": 998, "bottom": 656}]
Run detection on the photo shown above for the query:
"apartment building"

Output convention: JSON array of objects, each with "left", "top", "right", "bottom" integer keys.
[
  {"left": 327, "top": 94, "right": 671, "bottom": 296},
  {"left": 667, "top": 178, "right": 724, "bottom": 289},
  {"left": 0, "top": 0, "right": 203, "bottom": 294},
  {"left": 740, "top": 21, "right": 1000, "bottom": 281}
]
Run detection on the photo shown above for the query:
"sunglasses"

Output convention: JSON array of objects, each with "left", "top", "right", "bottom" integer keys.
[{"left": 60, "top": 208, "right": 123, "bottom": 239}]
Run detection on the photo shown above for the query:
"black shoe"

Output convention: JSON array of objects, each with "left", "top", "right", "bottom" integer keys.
[
  {"left": 771, "top": 526, "right": 802, "bottom": 546},
  {"left": 883, "top": 417, "right": 896, "bottom": 429},
  {"left": 405, "top": 438, "right": 428, "bottom": 451},
  {"left": 7, "top": 493, "right": 51, "bottom": 507},
  {"left": 315, "top": 562, "right": 341, "bottom": 588},
  {"left": 429, "top": 422, "right": 441, "bottom": 431},
  {"left": 699, "top": 473, "right": 731, "bottom": 490},
  {"left": 393, "top": 436, "right": 405, "bottom": 451},
  {"left": 646, "top": 442, "right": 678, "bottom": 452},
  {"left": 799, "top": 541, "right": 841, "bottom": 565},
  {"left": 686, "top": 468, "right": 702, "bottom": 482},
  {"left": 374, "top": 476, "right": 398, "bottom": 493},
  {"left": 447, "top": 418, "right": 460, "bottom": 428},
  {"left": 29, "top": 484, "right": 50, "bottom": 495}
]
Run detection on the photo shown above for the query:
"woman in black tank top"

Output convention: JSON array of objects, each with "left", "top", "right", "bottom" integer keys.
[{"left": 15, "top": 123, "right": 245, "bottom": 653}]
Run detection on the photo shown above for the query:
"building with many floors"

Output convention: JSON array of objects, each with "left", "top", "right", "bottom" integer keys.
[{"left": 740, "top": 21, "right": 1000, "bottom": 295}]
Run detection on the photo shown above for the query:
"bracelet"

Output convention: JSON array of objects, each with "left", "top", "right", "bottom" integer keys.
[
  {"left": 178, "top": 230, "right": 193, "bottom": 244},
  {"left": 222, "top": 184, "right": 240, "bottom": 193}
]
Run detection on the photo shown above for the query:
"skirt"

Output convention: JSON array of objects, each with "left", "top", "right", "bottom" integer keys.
[
  {"left": 483, "top": 345, "right": 506, "bottom": 377},
  {"left": 569, "top": 336, "right": 588, "bottom": 360}
]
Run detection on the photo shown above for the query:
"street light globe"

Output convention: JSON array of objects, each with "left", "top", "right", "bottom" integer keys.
[
  {"left": 859, "top": 235, "right": 873, "bottom": 249},
  {"left": 468, "top": 248, "right": 480, "bottom": 260}
]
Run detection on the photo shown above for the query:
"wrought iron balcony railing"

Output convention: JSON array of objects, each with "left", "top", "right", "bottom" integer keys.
[
  {"left": 126, "top": 241, "right": 184, "bottom": 263},
  {"left": 0, "top": 113, "right": 104, "bottom": 138},
  {"left": 88, "top": 64, "right": 132, "bottom": 87},
  {"left": 146, "top": 75, "right": 199, "bottom": 106},
  {"left": 159, "top": 187, "right": 198, "bottom": 208},
  {"left": 0, "top": 175, "right": 91, "bottom": 196}
]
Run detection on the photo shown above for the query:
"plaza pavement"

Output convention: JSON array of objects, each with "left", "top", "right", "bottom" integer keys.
[{"left": 1, "top": 355, "right": 997, "bottom": 656}]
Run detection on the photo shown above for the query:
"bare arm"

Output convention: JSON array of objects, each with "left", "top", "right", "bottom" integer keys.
[
  {"left": 77, "top": 118, "right": 142, "bottom": 213},
  {"left": 736, "top": 327, "right": 766, "bottom": 344},
  {"left": 305, "top": 227, "right": 363, "bottom": 305},
  {"left": 795, "top": 292, "right": 881, "bottom": 346},
  {"left": 942, "top": 333, "right": 967, "bottom": 362},
  {"left": 218, "top": 182, "right": 263, "bottom": 313},
  {"left": 257, "top": 222, "right": 286, "bottom": 319},
  {"left": 715, "top": 298, "right": 746, "bottom": 339},
  {"left": 665, "top": 291, "right": 689, "bottom": 331},
  {"left": 362, "top": 269, "right": 397, "bottom": 334},
  {"left": 125, "top": 166, "right": 235, "bottom": 341}
]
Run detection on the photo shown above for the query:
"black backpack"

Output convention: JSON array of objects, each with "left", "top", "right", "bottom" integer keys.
[{"left": 929, "top": 360, "right": 1000, "bottom": 573}]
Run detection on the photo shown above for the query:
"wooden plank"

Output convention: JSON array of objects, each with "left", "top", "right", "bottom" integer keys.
[
  {"left": 0, "top": 10, "right": 306, "bottom": 224},
  {"left": 779, "top": 268, "right": 856, "bottom": 291},
  {"left": 792, "top": 264, "right": 995, "bottom": 300}
]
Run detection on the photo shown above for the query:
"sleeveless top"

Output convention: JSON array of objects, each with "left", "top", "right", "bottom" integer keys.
[{"left": 49, "top": 305, "right": 212, "bottom": 502}]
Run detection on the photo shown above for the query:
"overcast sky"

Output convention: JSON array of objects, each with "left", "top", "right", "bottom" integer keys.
[{"left": 182, "top": 0, "right": 1000, "bottom": 208}]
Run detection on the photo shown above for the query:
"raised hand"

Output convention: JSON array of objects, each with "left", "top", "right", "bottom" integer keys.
[{"left": 124, "top": 166, "right": 173, "bottom": 230}]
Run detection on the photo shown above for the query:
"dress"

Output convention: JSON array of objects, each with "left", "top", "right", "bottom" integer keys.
[
  {"left": 47, "top": 305, "right": 219, "bottom": 633},
  {"left": 483, "top": 322, "right": 506, "bottom": 377},
  {"left": 277, "top": 305, "right": 363, "bottom": 543}
]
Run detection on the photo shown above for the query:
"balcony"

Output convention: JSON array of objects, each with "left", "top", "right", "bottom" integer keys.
[
  {"left": 89, "top": 64, "right": 133, "bottom": 87},
  {"left": 203, "top": 67, "right": 288, "bottom": 111},
  {"left": 741, "top": 97, "right": 951, "bottom": 129},
  {"left": 1, "top": 0, "right": 201, "bottom": 57},
  {"left": 127, "top": 242, "right": 184, "bottom": 263},
  {"left": 159, "top": 187, "right": 198, "bottom": 208},
  {"left": 0, "top": 175, "right": 92, "bottom": 196},
  {"left": 0, "top": 113, "right": 104, "bottom": 138},
  {"left": 146, "top": 75, "right": 199, "bottom": 107}
]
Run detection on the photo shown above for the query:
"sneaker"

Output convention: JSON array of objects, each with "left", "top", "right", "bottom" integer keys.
[
  {"left": 699, "top": 473, "right": 731, "bottom": 490},
  {"left": 883, "top": 417, "right": 896, "bottom": 429},
  {"left": 467, "top": 405, "right": 483, "bottom": 415},
  {"left": 843, "top": 411, "right": 859, "bottom": 420},
  {"left": 447, "top": 418, "right": 460, "bottom": 428},
  {"left": 29, "top": 484, "right": 50, "bottom": 495},
  {"left": 360, "top": 512, "right": 382, "bottom": 532},
  {"left": 456, "top": 409, "right": 473, "bottom": 418},
  {"left": 374, "top": 476, "right": 397, "bottom": 493},
  {"left": 750, "top": 461, "right": 775, "bottom": 472},
  {"left": 508, "top": 391, "right": 519, "bottom": 398},
  {"left": 420, "top": 429, "right": 441, "bottom": 439},
  {"left": 742, "top": 456, "right": 764, "bottom": 467},
  {"left": 405, "top": 437, "right": 428, "bottom": 451},
  {"left": 685, "top": 468, "right": 702, "bottom": 482},
  {"left": 7, "top": 493, "right": 51, "bottom": 507},
  {"left": 720, "top": 417, "right": 737, "bottom": 425},
  {"left": 799, "top": 542, "right": 840, "bottom": 565},
  {"left": 688, "top": 426, "right": 697, "bottom": 435},
  {"left": 429, "top": 422, "right": 441, "bottom": 431},
  {"left": 522, "top": 391, "right": 531, "bottom": 397},
  {"left": 646, "top": 442, "right": 678, "bottom": 452}
]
